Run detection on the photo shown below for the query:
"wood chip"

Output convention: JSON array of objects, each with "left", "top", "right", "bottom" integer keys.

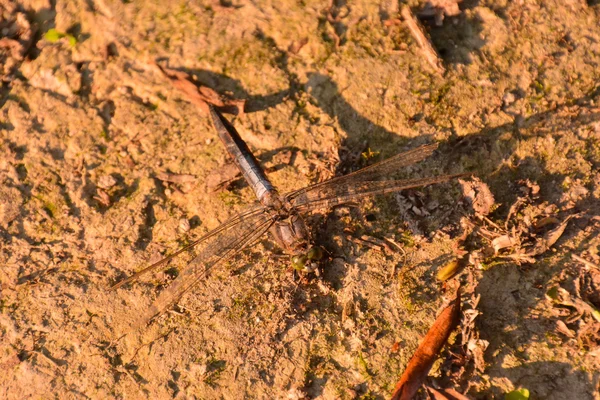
[{"left": 401, "top": 5, "right": 445, "bottom": 75}]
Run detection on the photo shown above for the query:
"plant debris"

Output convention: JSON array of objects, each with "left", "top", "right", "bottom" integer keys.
[
  {"left": 93, "top": 188, "right": 111, "bottom": 207},
  {"left": 157, "top": 64, "right": 245, "bottom": 115},
  {"left": 417, "top": 0, "right": 463, "bottom": 27},
  {"left": 322, "top": 0, "right": 350, "bottom": 48},
  {"left": 401, "top": 5, "right": 445, "bottom": 75},
  {"left": 454, "top": 179, "right": 584, "bottom": 269},
  {"left": 390, "top": 290, "right": 461, "bottom": 400},
  {"left": 573, "top": 254, "right": 600, "bottom": 270},
  {"left": 287, "top": 37, "right": 309, "bottom": 54},
  {"left": 547, "top": 260, "right": 600, "bottom": 349},
  {"left": 438, "top": 272, "right": 488, "bottom": 392}
]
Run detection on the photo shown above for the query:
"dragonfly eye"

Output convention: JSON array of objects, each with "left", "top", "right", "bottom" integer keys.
[
  {"left": 307, "top": 246, "right": 324, "bottom": 261},
  {"left": 291, "top": 255, "right": 308, "bottom": 271}
]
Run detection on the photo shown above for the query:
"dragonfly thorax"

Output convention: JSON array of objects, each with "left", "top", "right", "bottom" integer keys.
[{"left": 269, "top": 213, "right": 311, "bottom": 255}]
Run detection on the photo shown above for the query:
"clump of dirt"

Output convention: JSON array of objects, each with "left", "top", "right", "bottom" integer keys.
[{"left": 1, "top": 0, "right": 599, "bottom": 399}]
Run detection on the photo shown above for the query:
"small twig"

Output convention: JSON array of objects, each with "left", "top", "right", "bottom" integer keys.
[
  {"left": 345, "top": 233, "right": 386, "bottom": 253},
  {"left": 482, "top": 215, "right": 504, "bottom": 232},
  {"left": 401, "top": 5, "right": 445, "bottom": 75},
  {"left": 572, "top": 254, "right": 599, "bottom": 270},
  {"left": 127, "top": 328, "right": 175, "bottom": 364},
  {"left": 385, "top": 237, "right": 407, "bottom": 280}
]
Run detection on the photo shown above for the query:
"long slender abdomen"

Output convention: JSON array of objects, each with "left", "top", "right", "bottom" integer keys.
[{"left": 208, "top": 106, "right": 276, "bottom": 204}]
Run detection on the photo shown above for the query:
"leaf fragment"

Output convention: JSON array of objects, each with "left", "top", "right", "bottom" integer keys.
[
  {"left": 491, "top": 234, "right": 517, "bottom": 253},
  {"left": 525, "top": 213, "right": 581, "bottom": 257},
  {"left": 437, "top": 258, "right": 467, "bottom": 281},
  {"left": 44, "top": 28, "right": 77, "bottom": 46},
  {"left": 505, "top": 388, "right": 530, "bottom": 400}
]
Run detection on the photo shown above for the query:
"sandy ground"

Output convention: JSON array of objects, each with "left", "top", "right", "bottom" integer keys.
[{"left": 1, "top": 0, "right": 600, "bottom": 399}]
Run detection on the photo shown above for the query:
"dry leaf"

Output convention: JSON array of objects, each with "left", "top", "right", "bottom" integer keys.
[
  {"left": 534, "top": 216, "right": 560, "bottom": 229},
  {"left": 459, "top": 177, "right": 495, "bottom": 217},
  {"left": 526, "top": 213, "right": 580, "bottom": 257},
  {"left": 157, "top": 64, "right": 245, "bottom": 115},
  {"left": 555, "top": 320, "right": 575, "bottom": 338},
  {"left": 491, "top": 234, "right": 517, "bottom": 253},
  {"left": 391, "top": 292, "right": 461, "bottom": 400},
  {"left": 437, "top": 258, "right": 467, "bottom": 281}
]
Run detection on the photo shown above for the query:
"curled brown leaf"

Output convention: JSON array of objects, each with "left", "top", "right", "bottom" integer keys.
[{"left": 526, "top": 213, "right": 582, "bottom": 257}]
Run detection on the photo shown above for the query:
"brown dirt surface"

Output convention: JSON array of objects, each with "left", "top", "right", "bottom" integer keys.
[{"left": 1, "top": 0, "right": 600, "bottom": 399}]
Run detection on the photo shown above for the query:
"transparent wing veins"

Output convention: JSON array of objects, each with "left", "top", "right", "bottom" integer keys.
[
  {"left": 134, "top": 212, "right": 275, "bottom": 327},
  {"left": 111, "top": 202, "right": 266, "bottom": 290}
]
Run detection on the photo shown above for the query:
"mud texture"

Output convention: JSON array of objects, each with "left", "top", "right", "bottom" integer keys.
[{"left": 1, "top": 0, "right": 600, "bottom": 399}]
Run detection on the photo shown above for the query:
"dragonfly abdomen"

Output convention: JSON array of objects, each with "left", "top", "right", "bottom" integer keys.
[{"left": 208, "top": 106, "right": 276, "bottom": 205}]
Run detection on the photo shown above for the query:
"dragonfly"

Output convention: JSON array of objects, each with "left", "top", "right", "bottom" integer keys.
[{"left": 112, "top": 105, "right": 463, "bottom": 327}]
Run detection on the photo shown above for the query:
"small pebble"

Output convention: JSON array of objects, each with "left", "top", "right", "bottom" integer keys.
[
  {"left": 97, "top": 174, "right": 117, "bottom": 189},
  {"left": 502, "top": 92, "right": 516, "bottom": 106},
  {"left": 178, "top": 218, "right": 190, "bottom": 233}
]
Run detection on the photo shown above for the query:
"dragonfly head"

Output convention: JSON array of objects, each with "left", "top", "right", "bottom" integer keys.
[{"left": 291, "top": 246, "right": 324, "bottom": 273}]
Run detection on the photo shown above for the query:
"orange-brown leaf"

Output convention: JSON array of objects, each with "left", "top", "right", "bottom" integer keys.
[
  {"left": 390, "top": 292, "right": 461, "bottom": 400},
  {"left": 157, "top": 64, "right": 245, "bottom": 115}
]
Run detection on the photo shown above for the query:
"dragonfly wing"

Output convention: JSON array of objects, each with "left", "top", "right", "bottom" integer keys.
[
  {"left": 285, "top": 143, "right": 439, "bottom": 204},
  {"left": 291, "top": 174, "right": 465, "bottom": 212},
  {"left": 111, "top": 203, "right": 266, "bottom": 290},
  {"left": 134, "top": 211, "right": 275, "bottom": 327}
]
